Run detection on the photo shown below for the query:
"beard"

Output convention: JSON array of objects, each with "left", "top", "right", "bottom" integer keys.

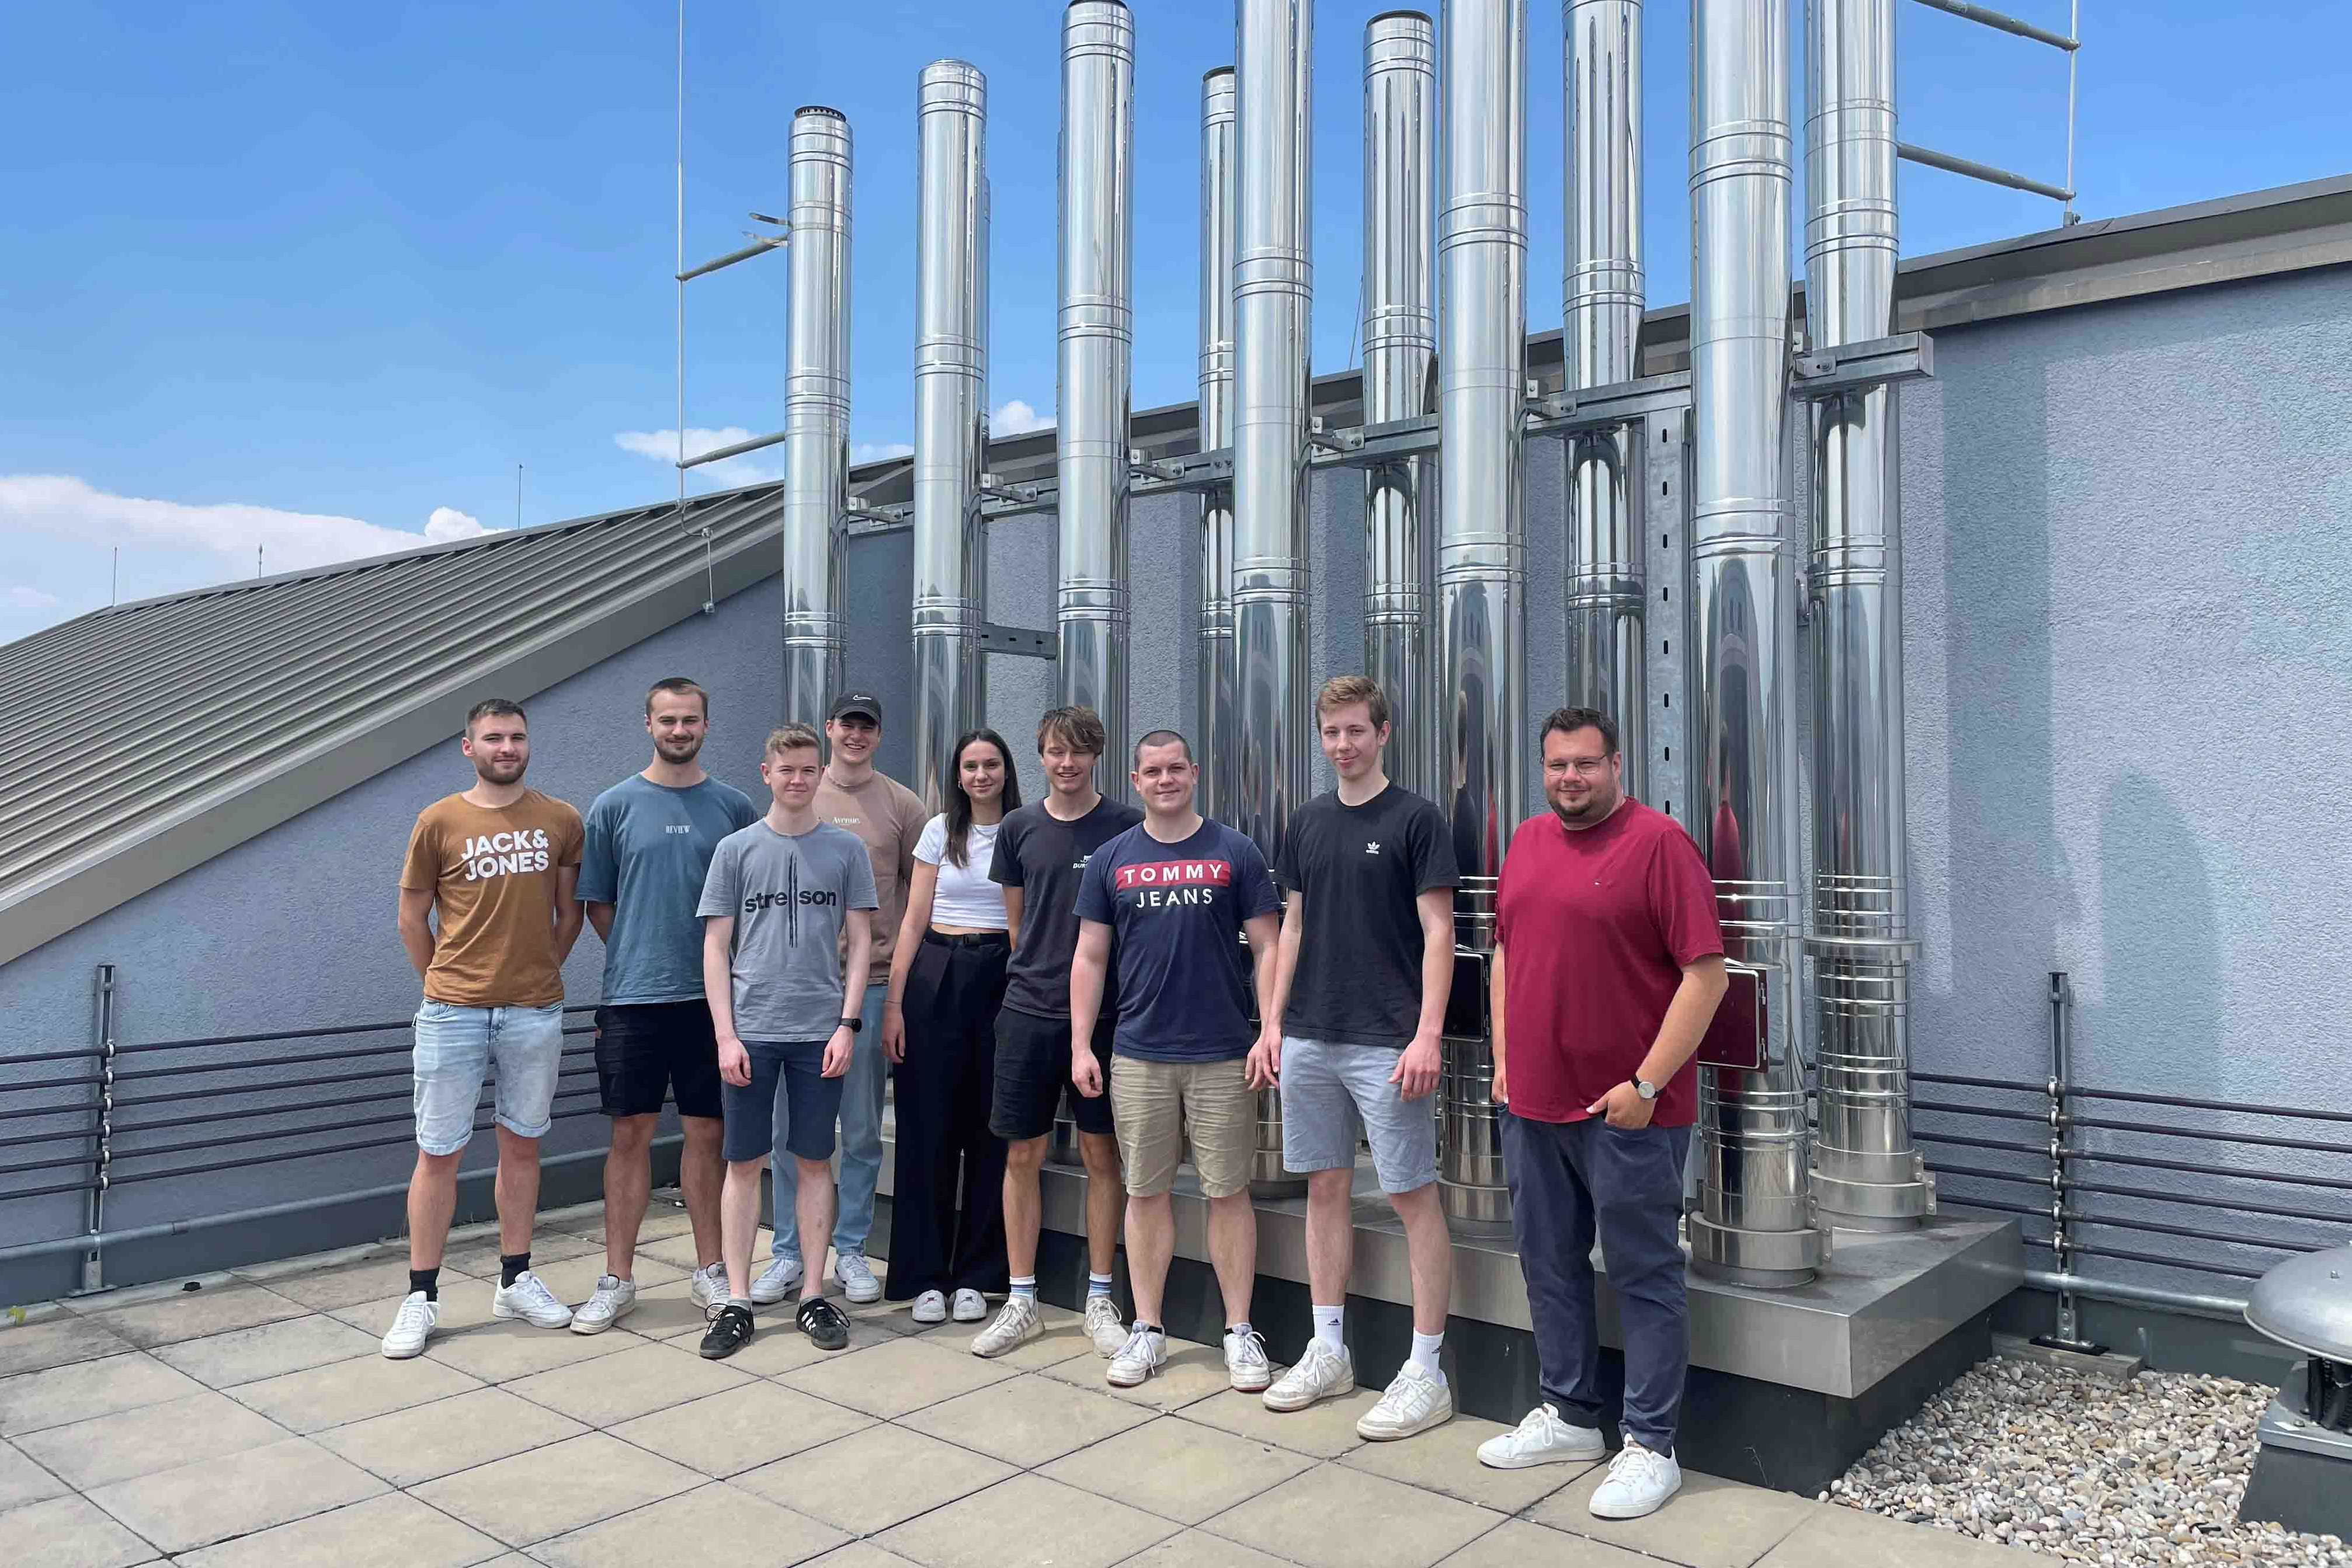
[
  {"left": 657, "top": 733, "right": 705, "bottom": 763},
  {"left": 474, "top": 756, "right": 526, "bottom": 785},
  {"left": 1550, "top": 785, "right": 1618, "bottom": 827}
]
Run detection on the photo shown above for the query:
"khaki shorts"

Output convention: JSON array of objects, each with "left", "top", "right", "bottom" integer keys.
[{"left": 1109, "top": 1055, "right": 1256, "bottom": 1199}]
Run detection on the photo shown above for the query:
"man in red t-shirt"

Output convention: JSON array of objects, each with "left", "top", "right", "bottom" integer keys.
[{"left": 1475, "top": 707, "right": 1728, "bottom": 1522}]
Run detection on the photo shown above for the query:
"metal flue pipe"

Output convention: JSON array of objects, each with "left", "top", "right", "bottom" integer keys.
[
  {"left": 1198, "top": 67, "right": 1239, "bottom": 823},
  {"left": 1562, "top": 0, "right": 1645, "bottom": 794},
  {"left": 1806, "top": 0, "right": 1930, "bottom": 1230},
  {"left": 1057, "top": 1, "right": 1135, "bottom": 791},
  {"left": 1687, "top": 0, "right": 1825, "bottom": 1286},
  {"left": 1436, "top": 0, "right": 1527, "bottom": 1227},
  {"left": 781, "top": 106, "right": 853, "bottom": 720},
  {"left": 1362, "top": 11, "right": 1437, "bottom": 801},
  {"left": 912, "top": 61, "right": 991, "bottom": 809},
  {"left": 1231, "top": 0, "right": 1315, "bottom": 857}
]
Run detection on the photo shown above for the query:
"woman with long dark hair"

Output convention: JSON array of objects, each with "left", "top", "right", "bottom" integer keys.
[{"left": 881, "top": 729, "right": 1022, "bottom": 1321}]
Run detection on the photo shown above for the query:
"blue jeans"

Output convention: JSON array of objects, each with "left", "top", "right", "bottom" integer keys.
[
  {"left": 411, "top": 1000, "right": 565, "bottom": 1155},
  {"left": 1502, "top": 1111, "right": 1693, "bottom": 1455},
  {"left": 771, "top": 981, "right": 887, "bottom": 1263}
]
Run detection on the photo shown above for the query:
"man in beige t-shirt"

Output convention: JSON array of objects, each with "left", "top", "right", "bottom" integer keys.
[
  {"left": 382, "top": 698, "right": 585, "bottom": 1361},
  {"left": 756, "top": 690, "right": 925, "bottom": 1305}
]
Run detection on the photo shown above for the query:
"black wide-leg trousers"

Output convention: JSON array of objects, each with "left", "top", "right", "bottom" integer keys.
[{"left": 885, "top": 930, "right": 1011, "bottom": 1299}]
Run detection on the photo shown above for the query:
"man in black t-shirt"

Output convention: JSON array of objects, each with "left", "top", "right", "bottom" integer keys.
[
  {"left": 1255, "top": 675, "right": 1460, "bottom": 1440},
  {"left": 968, "top": 707, "right": 1142, "bottom": 1362}
]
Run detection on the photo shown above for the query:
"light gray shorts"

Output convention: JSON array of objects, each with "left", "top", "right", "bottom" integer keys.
[{"left": 1279, "top": 1035, "right": 1439, "bottom": 1194}]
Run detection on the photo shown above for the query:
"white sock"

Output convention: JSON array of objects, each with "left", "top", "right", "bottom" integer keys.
[
  {"left": 1010, "top": 1274, "right": 1038, "bottom": 1301},
  {"left": 1409, "top": 1330, "right": 1445, "bottom": 1380},
  {"left": 1312, "top": 1304, "right": 1345, "bottom": 1353},
  {"left": 1087, "top": 1272, "right": 1114, "bottom": 1298}
]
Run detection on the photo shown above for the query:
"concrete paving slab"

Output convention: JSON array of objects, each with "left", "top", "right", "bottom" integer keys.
[
  {"left": 0, "top": 1436, "right": 70, "bottom": 1511},
  {"left": 876, "top": 1473, "right": 1179, "bottom": 1568},
  {"left": 410, "top": 1430, "right": 703, "bottom": 1547},
  {"left": 1039, "top": 1338, "right": 1233, "bottom": 1411},
  {"left": 606, "top": 1277, "right": 708, "bottom": 1341},
  {"left": 260, "top": 1255, "right": 463, "bottom": 1310},
  {"left": 1434, "top": 1517, "right": 1654, "bottom": 1568},
  {"left": 504, "top": 1338, "right": 751, "bottom": 1427},
  {"left": 324, "top": 1285, "right": 498, "bottom": 1340},
  {"left": 901, "top": 1371, "right": 1155, "bottom": 1466},
  {"left": 1115, "top": 1529, "right": 1298, "bottom": 1568},
  {"left": 0, "top": 1492, "right": 162, "bottom": 1568},
  {"left": 0, "top": 1315, "right": 133, "bottom": 1379},
  {"left": 778, "top": 1334, "right": 1017, "bottom": 1419},
  {"left": 1339, "top": 1414, "right": 1598, "bottom": 1513},
  {"left": 226, "top": 1347, "right": 482, "bottom": 1433},
  {"left": 312, "top": 1385, "right": 588, "bottom": 1488},
  {"left": 1199, "top": 1461, "right": 1504, "bottom": 1568},
  {"left": 440, "top": 1232, "right": 604, "bottom": 1279},
  {"left": 0, "top": 1354, "right": 206, "bottom": 1437},
  {"left": 519, "top": 1251, "right": 687, "bottom": 1306},
  {"left": 1754, "top": 1504, "right": 2027, "bottom": 1567},
  {"left": 1038, "top": 1411, "right": 1314, "bottom": 1525},
  {"left": 1177, "top": 1381, "right": 1386, "bottom": 1459},
  {"left": 85, "top": 1282, "right": 308, "bottom": 1350},
  {"left": 732, "top": 1423, "right": 1016, "bottom": 1536},
  {"left": 83, "top": 1434, "right": 386, "bottom": 1555},
  {"left": 14, "top": 1389, "right": 288, "bottom": 1490},
  {"left": 1533, "top": 1466, "right": 1820, "bottom": 1568},
  {"left": 420, "top": 1316, "right": 642, "bottom": 1383},
  {"left": 608, "top": 1380, "right": 874, "bottom": 1477},
  {"left": 532, "top": 1480, "right": 849, "bottom": 1568},
  {"left": 172, "top": 1489, "right": 505, "bottom": 1568},
  {"left": 150, "top": 1313, "right": 380, "bottom": 1388}
]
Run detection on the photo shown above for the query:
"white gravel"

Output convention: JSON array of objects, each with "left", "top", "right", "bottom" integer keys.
[{"left": 1821, "top": 1355, "right": 2352, "bottom": 1566}]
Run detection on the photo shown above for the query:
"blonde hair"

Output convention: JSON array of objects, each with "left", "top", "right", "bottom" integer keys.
[
  {"left": 1315, "top": 675, "right": 1390, "bottom": 730},
  {"left": 763, "top": 722, "right": 822, "bottom": 760}
]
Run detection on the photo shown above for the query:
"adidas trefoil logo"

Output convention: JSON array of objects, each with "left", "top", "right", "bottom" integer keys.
[{"left": 1364, "top": 842, "right": 1382, "bottom": 856}]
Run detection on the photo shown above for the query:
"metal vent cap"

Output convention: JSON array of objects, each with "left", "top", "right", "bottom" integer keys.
[{"left": 2245, "top": 1245, "right": 2352, "bottom": 1362}]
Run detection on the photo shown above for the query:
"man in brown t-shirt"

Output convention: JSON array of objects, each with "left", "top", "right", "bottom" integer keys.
[
  {"left": 380, "top": 698, "right": 585, "bottom": 1360},
  {"left": 756, "top": 690, "right": 925, "bottom": 1306}
]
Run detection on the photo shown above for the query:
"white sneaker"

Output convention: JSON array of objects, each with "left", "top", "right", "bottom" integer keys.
[
  {"left": 380, "top": 1291, "right": 437, "bottom": 1358},
  {"left": 911, "top": 1289, "right": 948, "bottom": 1324},
  {"left": 970, "top": 1295, "right": 1041, "bottom": 1358},
  {"left": 835, "top": 1253, "right": 883, "bottom": 1305},
  {"left": 1477, "top": 1404, "right": 1607, "bottom": 1469},
  {"left": 1224, "top": 1327, "right": 1273, "bottom": 1393},
  {"left": 1357, "top": 1360, "right": 1453, "bottom": 1440},
  {"left": 492, "top": 1270, "right": 574, "bottom": 1329},
  {"left": 1083, "top": 1295, "right": 1127, "bottom": 1358},
  {"left": 951, "top": 1288, "right": 989, "bottom": 1323},
  {"left": 748, "top": 1253, "right": 803, "bottom": 1306},
  {"left": 689, "top": 1261, "right": 728, "bottom": 1307},
  {"left": 1107, "top": 1326, "right": 1168, "bottom": 1387},
  {"left": 570, "top": 1274, "right": 637, "bottom": 1334},
  {"left": 1262, "top": 1337, "right": 1354, "bottom": 1411},
  {"left": 1589, "top": 1440, "right": 1683, "bottom": 1518}
]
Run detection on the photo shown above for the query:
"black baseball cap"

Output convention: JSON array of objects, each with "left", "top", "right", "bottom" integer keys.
[{"left": 828, "top": 691, "right": 884, "bottom": 724}]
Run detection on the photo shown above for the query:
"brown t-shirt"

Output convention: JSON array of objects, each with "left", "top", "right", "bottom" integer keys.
[
  {"left": 399, "top": 790, "right": 586, "bottom": 1007},
  {"left": 816, "top": 769, "right": 926, "bottom": 987}
]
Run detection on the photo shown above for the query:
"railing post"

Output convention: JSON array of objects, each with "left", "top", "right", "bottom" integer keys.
[
  {"left": 81, "top": 964, "right": 117, "bottom": 1294},
  {"left": 2033, "top": 969, "right": 2106, "bottom": 1353}
]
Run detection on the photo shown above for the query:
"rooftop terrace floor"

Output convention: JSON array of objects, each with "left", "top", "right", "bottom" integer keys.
[{"left": 0, "top": 1195, "right": 2021, "bottom": 1568}]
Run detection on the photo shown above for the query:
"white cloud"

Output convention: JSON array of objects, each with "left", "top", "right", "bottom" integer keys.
[
  {"left": 0, "top": 475, "right": 498, "bottom": 644},
  {"left": 613, "top": 426, "right": 783, "bottom": 487},
  {"left": 852, "top": 441, "right": 913, "bottom": 465},
  {"left": 991, "top": 399, "right": 1055, "bottom": 436}
]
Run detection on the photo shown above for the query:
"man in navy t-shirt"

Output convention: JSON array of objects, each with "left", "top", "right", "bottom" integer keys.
[{"left": 1071, "top": 729, "right": 1281, "bottom": 1394}]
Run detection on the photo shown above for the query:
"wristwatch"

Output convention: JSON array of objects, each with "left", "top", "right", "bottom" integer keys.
[
  {"left": 1631, "top": 1076, "right": 1659, "bottom": 1101},
  {"left": 838, "top": 1016, "right": 863, "bottom": 1034}
]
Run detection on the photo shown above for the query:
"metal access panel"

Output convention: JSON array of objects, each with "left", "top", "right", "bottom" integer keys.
[
  {"left": 1644, "top": 406, "right": 1693, "bottom": 829},
  {"left": 978, "top": 623, "right": 1057, "bottom": 660}
]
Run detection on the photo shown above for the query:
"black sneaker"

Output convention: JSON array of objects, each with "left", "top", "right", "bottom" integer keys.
[
  {"left": 699, "top": 1302, "right": 754, "bottom": 1360},
  {"left": 797, "top": 1295, "right": 851, "bottom": 1351}
]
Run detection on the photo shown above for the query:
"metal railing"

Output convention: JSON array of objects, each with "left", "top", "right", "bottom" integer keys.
[
  {"left": 0, "top": 968, "right": 617, "bottom": 1291},
  {"left": 1904, "top": 0, "right": 2082, "bottom": 224}
]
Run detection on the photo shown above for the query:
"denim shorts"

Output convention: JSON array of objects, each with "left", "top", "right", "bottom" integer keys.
[
  {"left": 1279, "top": 1035, "right": 1439, "bottom": 1194},
  {"left": 412, "top": 1000, "right": 567, "bottom": 1155},
  {"left": 721, "top": 1039, "right": 844, "bottom": 1164}
]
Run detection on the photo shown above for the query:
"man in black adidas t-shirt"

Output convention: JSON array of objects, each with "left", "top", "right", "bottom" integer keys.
[
  {"left": 967, "top": 707, "right": 1142, "bottom": 1361},
  {"left": 1256, "top": 675, "right": 1460, "bottom": 1440}
]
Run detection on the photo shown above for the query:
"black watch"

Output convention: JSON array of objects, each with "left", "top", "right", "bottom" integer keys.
[{"left": 838, "top": 1016, "right": 863, "bottom": 1034}]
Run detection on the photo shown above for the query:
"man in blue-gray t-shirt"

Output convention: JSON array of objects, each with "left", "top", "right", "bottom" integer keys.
[
  {"left": 572, "top": 677, "right": 759, "bottom": 1333},
  {"left": 1070, "top": 728, "right": 1281, "bottom": 1393}
]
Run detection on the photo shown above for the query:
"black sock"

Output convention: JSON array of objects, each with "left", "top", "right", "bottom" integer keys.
[
  {"left": 499, "top": 1253, "right": 530, "bottom": 1288},
  {"left": 408, "top": 1268, "right": 439, "bottom": 1302},
  {"left": 1134, "top": 1322, "right": 1163, "bottom": 1336}
]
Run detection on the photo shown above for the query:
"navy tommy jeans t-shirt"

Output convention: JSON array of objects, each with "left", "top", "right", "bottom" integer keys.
[{"left": 1074, "top": 818, "right": 1281, "bottom": 1063}]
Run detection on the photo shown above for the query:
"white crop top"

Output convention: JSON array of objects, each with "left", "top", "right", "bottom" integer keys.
[{"left": 914, "top": 815, "right": 1010, "bottom": 930}]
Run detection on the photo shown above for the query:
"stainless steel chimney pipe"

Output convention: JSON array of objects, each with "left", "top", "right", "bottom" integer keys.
[
  {"left": 1057, "top": 1, "right": 1135, "bottom": 791},
  {"left": 1687, "top": 0, "right": 1825, "bottom": 1286},
  {"left": 1198, "top": 67, "right": 1239, "bottom": 823},
  {"left": 1436, "top": 0, "right": 1527, "bottom": 1227},
  {"left": 1231, "top": 0, "right": 1315, "bottom": 857},
  {"left": 1363, "top": 11, "right": 1437, "bottom": 801},
  {"left": 912, "top": 61, "right": 990, "bottom": 810},
  {"left": 1562, "top": 0, "right": 1645, "bottom": 793},
  {"left": 1805, "top": 0, "right": 1930, "bottom": 1230},
  {"left": 782, "top": 106, "right": 853, "bottom": 721}
]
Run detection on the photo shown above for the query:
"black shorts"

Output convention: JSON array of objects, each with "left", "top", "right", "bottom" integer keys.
[
  {"left": 991, "top": 1006, "right": 1116, "bottom": 1141},
  {"left": 595, "top": 1001, "right": 722, "bottom": 1120}
]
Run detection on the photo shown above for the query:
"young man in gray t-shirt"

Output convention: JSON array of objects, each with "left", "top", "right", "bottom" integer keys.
[{"left": 695, "top": 724, "right": 877, "bottom": 1358}]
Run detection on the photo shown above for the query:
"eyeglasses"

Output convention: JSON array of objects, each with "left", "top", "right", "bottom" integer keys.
[{"left": 1545, "top": 757, "right": 1613, "bottom": 778}]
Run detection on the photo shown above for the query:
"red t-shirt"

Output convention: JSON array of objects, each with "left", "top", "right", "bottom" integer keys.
[{"left": 1493, "top": 799, "right": 1725, "bottom": 1127}]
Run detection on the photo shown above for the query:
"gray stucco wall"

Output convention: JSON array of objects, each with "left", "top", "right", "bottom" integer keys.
[{"left": 5, "top": 262, "right": 2346, "bottom": 1291}]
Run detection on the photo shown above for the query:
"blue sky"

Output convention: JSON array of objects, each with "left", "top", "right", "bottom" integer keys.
[{"left": 2, "top": 0, "right": 2346, "bottom": 642}]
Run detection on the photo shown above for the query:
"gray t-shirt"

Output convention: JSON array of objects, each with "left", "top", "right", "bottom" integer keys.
[
  {"left": 696, "top": 819, "right": 879, "bottom": 1043},
  {"left": 578, "top": 774, "right": 759, "bottom": 1006}
]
